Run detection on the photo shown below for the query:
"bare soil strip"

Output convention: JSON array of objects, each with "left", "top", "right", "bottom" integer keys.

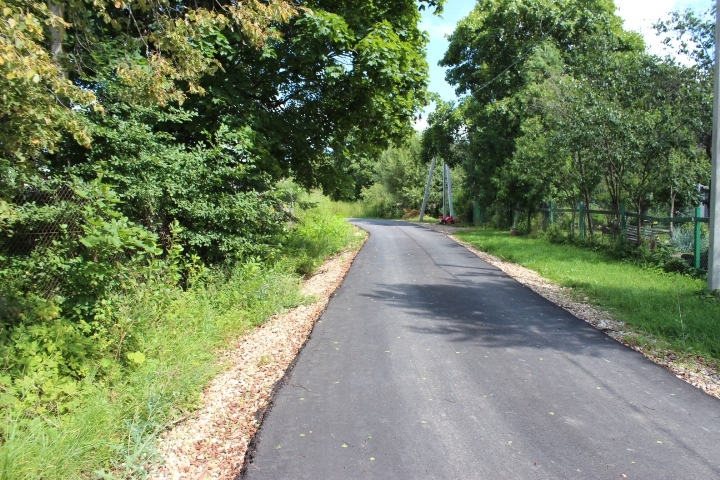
[
  {"left": 149, "top": 237, "right": 365, "bottom": 480},
  {"left": 422, "top": 223, "right": 720, "bottom": 401}
]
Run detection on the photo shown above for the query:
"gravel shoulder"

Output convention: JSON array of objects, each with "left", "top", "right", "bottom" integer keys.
[
  {"left": 419, "top": 222, "right": 720, "bottom": 401},
  {"left": 149, "top": 232, "right": 366, "bottom": 480}
]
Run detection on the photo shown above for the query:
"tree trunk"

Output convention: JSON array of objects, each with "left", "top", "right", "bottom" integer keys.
[
  {"left": 669, "top": 186, "right": 676, "bottom": 236},
  {"left": 583, "top": 188, "right": 594, "bottom": 236},
  {"left": 527, "top": 207, "right": 532, "bottom": 234},
  {"left": 48, "top": 3, "right": 66, "bottom": 79}
]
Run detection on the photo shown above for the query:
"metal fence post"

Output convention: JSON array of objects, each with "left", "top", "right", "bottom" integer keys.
[
  {"left": 695, "top": 206, "right": 702, "bottom": 269},
  {"left": 549, "top": 201, "right": 554, "bottom": 225},
  {"left": 579, "top": 202, "right": 586, "bottom": 239},
  {"left": 620, "top": 203, "right": 627, "bottom": 232}
]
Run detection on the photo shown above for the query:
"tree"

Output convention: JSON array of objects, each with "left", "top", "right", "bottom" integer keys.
[
  {"left": 2, "top": 0, "right": 440, "bottom": 262},
  {"left": 436, "top": 0, "right": 639, "bottom": 214}
]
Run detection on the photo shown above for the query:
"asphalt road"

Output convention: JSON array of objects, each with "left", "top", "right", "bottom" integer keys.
[{"left": 243, "top": 220, "right": 720, "bottom": 479}]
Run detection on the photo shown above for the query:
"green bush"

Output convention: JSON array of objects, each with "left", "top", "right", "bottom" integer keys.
[
  {"left": 359, "top": 183, "right": 400, "bottom": 219},
  {"left": 543, "top": 223, "right": 567, "bottom": 244},
  {"left": 0, "top": 179, "right": 167, "bottom": 414},
  {"left": 73, "top": 115, "right": 290, "bottom": 263},
  {"left": 0, "top": 192, "right": 361, "bottom": 478},
  {"left": 0, "top": 260, "right": 304, "bottom": 478},
  {"left": 284, "top": 192, "right": 360, "bottom": 275}
]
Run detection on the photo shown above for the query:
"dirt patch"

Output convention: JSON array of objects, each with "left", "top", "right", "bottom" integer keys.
[
  {"left": 401, "top": 209, "right": 420, "bottom": 220},
  {"left": 148, "top": 234, "right": 366, "bottom": 480},
  {"left": 418, "top": 222, "right": 720, "bottom": 401}
]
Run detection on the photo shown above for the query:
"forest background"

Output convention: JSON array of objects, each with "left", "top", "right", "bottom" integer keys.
[
  {"left": 0, "top": 0, "right": 438, "bottom": 476},
  {"left": 364, "top": 0, "right": 715, "bottom": 252},
  {"left": 0, "top": 0, "right": 716, "bottom": 477}
]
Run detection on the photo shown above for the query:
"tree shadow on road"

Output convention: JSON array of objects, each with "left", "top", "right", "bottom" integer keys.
[{"left": 362, "top": 278, "right": 621, "bottom": 358}]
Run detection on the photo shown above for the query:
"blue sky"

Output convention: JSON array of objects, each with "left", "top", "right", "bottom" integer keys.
[{"left": 417, "top": 0, "right": 712, "bottom": 127}]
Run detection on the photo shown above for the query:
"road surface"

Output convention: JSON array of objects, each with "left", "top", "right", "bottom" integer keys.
[{"left": 244, "top": 220, "right": 720, "bottom": 479}]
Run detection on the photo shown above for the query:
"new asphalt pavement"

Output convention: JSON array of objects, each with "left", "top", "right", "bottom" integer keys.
[{"left": 243, "top": 220, "right": 720, "bottom": 479}]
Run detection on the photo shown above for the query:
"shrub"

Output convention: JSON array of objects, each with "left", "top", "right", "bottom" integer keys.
[
  {"left": 360, "top": 183, "right": 399, "bottom": 219},
  {"left": 543, "top": 223, "right": 567, "bottom": 244},
  {"left": 0, "top": 179, "right": 169, "bottom": 413},
  {"left": 284, "top": 192, "right": 358, "bottom": 275}
]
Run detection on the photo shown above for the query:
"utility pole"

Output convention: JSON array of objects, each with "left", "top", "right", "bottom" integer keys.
[
  {"left": 445, "top": 163, "right": 454, "bottom": 218},
  {"left": 419, "top": 157, "right": 436, "bottom": 222},
  {"left": 442, "top": 160, "right": 447, "bottom": 218},
  {"left": 709, "top": 0, "right": 720, "bottom": 290}
]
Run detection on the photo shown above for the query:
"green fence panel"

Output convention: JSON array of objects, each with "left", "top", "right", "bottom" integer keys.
[{"left": 695, "top": 207, "right": 702, "bottom": 270}]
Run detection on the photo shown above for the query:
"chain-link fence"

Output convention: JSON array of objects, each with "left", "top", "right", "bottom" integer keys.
[
  {"left": 1, "top": 184, "right": 86, "bottom": 299},
  {"left": 0, "top": 180, "right": 148, "bottom": 304}
]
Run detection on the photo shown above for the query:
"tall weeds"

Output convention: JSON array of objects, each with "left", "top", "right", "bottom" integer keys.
[{"left": 0, "top": 196, "right": 360, "bottom": 479}]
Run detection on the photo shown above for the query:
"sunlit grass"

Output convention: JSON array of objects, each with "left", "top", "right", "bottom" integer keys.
[
  {"left": 328, "top": 201, "right": 373, "bottom": 218},
  {"left": 456, "top": 228, "right": 720, "bottom": 361}
]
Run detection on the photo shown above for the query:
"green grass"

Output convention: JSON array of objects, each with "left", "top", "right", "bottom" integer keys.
[
  {"left": 0, "top": 264, "right": 305, "bottom": 479},
  {"left": 0, "top": 201, "right": 365, "bottom": 479},
  {"left": 328, "top": 201, "right": 374, "bottom": 218},
  {"left": 456, "top": 228, "right": 720, "bottom": 361}
]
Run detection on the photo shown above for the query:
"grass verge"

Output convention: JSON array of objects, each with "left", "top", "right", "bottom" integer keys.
[
  {"left": 0, "top": 200, "right": 364, "bottom": 479},
  {"left": 456, "top": 228, "right": 720, "bottom": 362}
]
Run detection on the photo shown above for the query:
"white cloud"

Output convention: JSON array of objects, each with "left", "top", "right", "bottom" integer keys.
[
  {"left": 615, "top": 0, "right": 709, "bottom": 57},
  {"left": 420, "top": 20, "right": 456, "bottom": 41},
  {"left": 413, "top": 116, "right": 429, "bottom": 132},
  {"left": 616, "top": 0, "right": 675, "bottom": 55}
]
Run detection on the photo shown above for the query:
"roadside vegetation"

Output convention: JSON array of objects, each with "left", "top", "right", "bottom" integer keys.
[
  {"left": 457, "top": 228, "right": 720, "bottom": 362},
  {"left": 423, "top": 0, "right": 713, "bottom": 230},
  {"left": 0, "top": 194, "right": 362, "bottom": 478},
  {"left": 332, "top": 134, "right": 465, "bottom": 220}
]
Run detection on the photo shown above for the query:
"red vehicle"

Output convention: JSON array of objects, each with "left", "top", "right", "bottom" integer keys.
[{"left": 439, "top": 215, "right": 454, "bottom": 225}]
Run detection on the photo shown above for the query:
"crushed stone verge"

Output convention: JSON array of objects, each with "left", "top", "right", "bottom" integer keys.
[
  {"left": 149, "top": 234, "right": 366, "bottom": 480},
  {"left": 419, "top": 222, "right": 720, "bottom": 401}
]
